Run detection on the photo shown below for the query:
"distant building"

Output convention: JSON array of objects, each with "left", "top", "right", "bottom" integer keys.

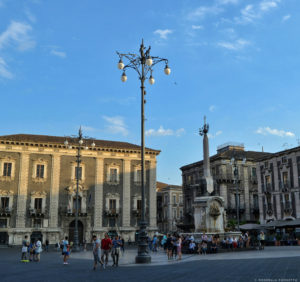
[
  {"left": 156, "top": 181, "right": 183, "bottom": 233},
  {"left": 180, "top": 143, "right": 270, "bottom": 231},
  {"left": 0, "top": 134, "right": 159, "bottom": 245},
  {"left": 257, "top": 146, "right": 300, "bottom": 224}
]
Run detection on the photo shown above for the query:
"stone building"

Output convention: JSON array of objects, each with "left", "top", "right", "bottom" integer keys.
[
  {"left": 156, "top": 181, "right": 183, "bottom": 233},
  {"left": 257, "top": 146, "right": 300, "bottom": 224},
  {"left": 180, "top": 143, "right": 270, "bottom": 231},
  {"left": 0, "top": 134, "right": 159, "bottom": 245}
]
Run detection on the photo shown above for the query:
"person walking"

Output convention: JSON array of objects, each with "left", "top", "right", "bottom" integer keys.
[
  {"left": 177, "top": 235, "right": 182, "bottom": 261},
  {"left": 260, "top": 231, "right": 265, "bottom": 250},
  {"left": 45, "top": 239, "right": 49, "bottom": 252},
  {"left": 62, "top": 236, "right": 70, "bottom": 265},
  {"left": 34, "top": 238, "right": 42, "bottom": 262},
  {"left": 92, "top": 235, "right": 104, "bottom": 270},
  {"left": 21, "top": 235, "right": 29, "bottom": 262},
  {"left": 101, "top": 233, "right": 112, "bottom": 267},
  {"left": 165, "top": 234, "right": 173, "bottom": 260},
  {"left": 111, "top": 236, "right": 122, "bottom": 267}
]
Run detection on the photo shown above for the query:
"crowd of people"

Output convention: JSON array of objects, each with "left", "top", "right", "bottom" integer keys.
[{"left": 21, "top": 235, "right": 43, "bottom": 262}]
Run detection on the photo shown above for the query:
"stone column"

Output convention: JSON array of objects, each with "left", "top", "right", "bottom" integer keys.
[
  {"left": 122, "top": 159, "right": 131, "bottom": 227},
  {"left": 276, "top": 194, "right": 281, "bottom": 220},
  {"left": 49, "top": 154, "right": 61, "bottom": 228},
  {"left": 294, "top": 192, "right": 300, "bottom": 218},
  {"left": 94, "top": 158, "right": 104, "bottom": 229},
  {"left": 292, "top": 155, "right": 299, "bottom": 188},
  {"left": 149, "top": 161, "right": 157, "bottom": 228},
  {"left": 16, "top": 153, "right": 30, "bottom": 228},
  {"left": 243, "top": 166, "right": 250, "bottom": 221},
  {"left": 273, "top": 161, "right": 279, "bottom": 191},
  {"left": 258, "top": 194, "right": 264, "bottom": 224},
  {"left": 219, "top": 184, "right": 228, "bottom": 208}
]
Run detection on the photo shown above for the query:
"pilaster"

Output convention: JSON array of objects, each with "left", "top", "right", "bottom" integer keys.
[
  {"left": 149, "top": 161, "right": 157, "bottom": 228},
  {"left": 49, "top": 154, "right": 61, "bottom": 227},
  {"left": 122, "top": 159, "right": 131, "bottom": 227},
  {"left": 16, "top": 153, "right": 30, "bottom": 228},
  {"left": 243, "top": 166, "right": 250, "bottom": 221},
  {"left": 94, "top": 158, "right": 104, "bottom": 229}
]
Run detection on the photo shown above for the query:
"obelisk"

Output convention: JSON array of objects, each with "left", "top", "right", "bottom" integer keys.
[{"left": 199, "top": 116, "right": 214, "bottom": 194}]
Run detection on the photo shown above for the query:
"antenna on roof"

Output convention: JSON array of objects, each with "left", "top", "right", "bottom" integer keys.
[{"left": 262, "top": 146, "right": 264, "bottom": 152}]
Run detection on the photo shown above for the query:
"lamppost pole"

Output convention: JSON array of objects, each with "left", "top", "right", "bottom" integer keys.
[
  {"left": 73, "top": 127, "right": 82, "bottom": 252},
  {"left": 117, "top": 40, "right": 171, "bottom": 264},
  {"left": 64, "top": 127, "right": 95, "bottom": 252}
]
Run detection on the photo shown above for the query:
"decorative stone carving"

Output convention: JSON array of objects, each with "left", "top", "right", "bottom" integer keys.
[{"left": 0, "top": 190, "right": 14, "bottom": 196}]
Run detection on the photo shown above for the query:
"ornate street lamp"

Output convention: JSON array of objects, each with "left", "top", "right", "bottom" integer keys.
[
  {"left": 116, "top": 40, "right": 170, "bottom": 264},
  {"left": 230, "top": 157, "right": 246, "bottom": 231},
  {"left": 64, "top": 127, "right": 95, "bottom": 252}
]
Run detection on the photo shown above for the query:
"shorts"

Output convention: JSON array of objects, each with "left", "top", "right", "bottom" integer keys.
[
  {"left": 62, "top": 251, "right": 70, "bottom": 256},
  {"left": 93, "top": 253, "right": 101, "bottom": 263}
]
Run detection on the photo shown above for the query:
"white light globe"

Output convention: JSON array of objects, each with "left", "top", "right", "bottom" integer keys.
[
  {"left": 149, "top": 76, "right": 155, "bottom": 85},
  {"left": 121, "top": 72, "right": 127, "bottom": 82},
  {"left": 79, "top": 139, "right": 83, "bottom": 145},
  {"left": 146, "top": 57, "right": 153, "bottom": 66},
  {"left": 164, "top": 65, "right": 171, "bottom": 75},
  {"left": 118, "top": 60, "right": 124, "bottom": 70}
]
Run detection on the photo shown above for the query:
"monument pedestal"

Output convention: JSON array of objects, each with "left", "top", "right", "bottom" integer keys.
[{"left": 193, "top": 196, "right": 225, "bottom": 233}]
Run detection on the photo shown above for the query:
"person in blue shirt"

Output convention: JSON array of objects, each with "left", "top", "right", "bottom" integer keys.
[
  {"left": 61, "top": 236, "right": 70, "bottom": 265},
  {"left": 111, "top": 236, "right": 122, "bottom": 267}
]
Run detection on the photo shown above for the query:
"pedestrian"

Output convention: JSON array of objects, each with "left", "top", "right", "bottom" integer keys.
[
  {"left": 165, "top": 234, "right": 173, "bottom": 260},
  {"left": 45, "top": 239, "right": 49, "bottom": 252},
  {"left": 111, "top": 236, "right": 122, "bottom": 267},
  {"left": 21, "top": 235, "right": 29, "bottom": 262},
  {"left": 34, "top": 238, "right": 42, "bottom": 262},
  {"left": 171, "top": 234, "right": 177, "bottom": 259},
  {"left": 177, "top": 235, "right": 182, "bottom": 260},
  {"left": 260, "top": 231, "right": 265, "bottom": 250},
  {"left": 92, "top": 235, "right": 104, "bottom": 270},
  {"left": 29, "top": 239, "right": 35, "bottom": 261},
  {"left": 152, "top": 235, "right": 158, "bottom": 252},
  {"left": 62, "top": 236, "right": 70, "bottom": 265},
  {"left": 101, "top": 233, "right": 112, "bottom": 267}
]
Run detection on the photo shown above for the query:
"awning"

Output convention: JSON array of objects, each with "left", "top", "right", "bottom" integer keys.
[
  {"left": 239, "top": 223, "right": 263, "bottom": 230},
  {"left": 263, "top": 219, "right": 300, "bottom": 228}
]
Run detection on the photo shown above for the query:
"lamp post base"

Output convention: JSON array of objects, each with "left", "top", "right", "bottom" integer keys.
[{"left": 135, "top": 221, "right": 151, "bottom": 264}]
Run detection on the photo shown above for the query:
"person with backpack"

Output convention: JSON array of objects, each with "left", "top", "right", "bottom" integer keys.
[{"left": 62, "top": 236, "right": 70, "bottom": 265}]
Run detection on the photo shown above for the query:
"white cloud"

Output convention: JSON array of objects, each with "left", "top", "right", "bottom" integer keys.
[
  {"left": 187, "top": 5, "right": 223, "bottom": 20},
  {"left": 259, "top": 1, "right": 278, "bottom": 12},
  {"left": 0, "top": 21, "right": 35, "bottom": 51},
  {"left": 191, "top": 25, "right": 204, "bottom": 30},
  {"left": 154, "top": 29, "right": 173, "bottom": 39},
  {"left": 208, "top": 130, "right": 223, "bottom": 139},
  {"left": 25, "top": 9, "right": 36, "bottom": 23},
  {"left": 145, "top": 126, "right": 185, "bottom": 137},
  {"left": 209, "top": 105, "right": 216, "bottom": 112},
  {"left": 217, "top": 0, "right": 239, "bottom": 5},
  {"left": 50, "top": 49, "right": 66, "bottom": 58},
  {"left": 103, "top": 116, "right": 128, "bottom": 136},
  {"left": 0, "top": 57, "right": 13, "bottom": 79},
  {"left": 282, "top": 14, "right": 291, "bottom": 22},
  {"left": 217, "top": 38, "right": 250, "bottom": 50},
  {"left": 256, "top": 127, "right": 295, "bottom": 137}
]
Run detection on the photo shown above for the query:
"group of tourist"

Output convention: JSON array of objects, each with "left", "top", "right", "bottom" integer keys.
[
  {"left": 160, "top": 233, "right": 183, "bottom": 260},
  {"left": 21, "top": 235, "right": 43, "bottom": 262}
]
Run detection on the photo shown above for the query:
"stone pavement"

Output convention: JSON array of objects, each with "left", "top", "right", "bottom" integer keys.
[{"left": 0, "top": 246, "right": 300, "bottom": 281}]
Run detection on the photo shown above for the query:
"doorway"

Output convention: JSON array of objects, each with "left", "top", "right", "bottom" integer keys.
[{"left": 69, "top": 220, "right": 84, "bottom": 244}]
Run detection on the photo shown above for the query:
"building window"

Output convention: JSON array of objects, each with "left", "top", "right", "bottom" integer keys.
[
  {"left": 282, "top": 157, "right": 287, "bottom": 163},
  {"left": 137, "top": 169, "right": 142, "bottom": 182},
  {"left": 110, "top": 168, "right": 118, "bottom": 183},
  {"left": 3, "top": 163, "right": 12, "bottom": 177},
  {"left": 36, "top": 164, "right": 44, "bottom": 178},
  {"left": 0, "top": 218, "right": 7, "bottom": 228},
  {"left": 180, "top": 209, "right": 183, "bottom": 218},
  {"left": 75, "top": 167, "right": 82, "bottom": 180},
  {"left": 109, "top": 218, "right": 116, "bottom": 227},
  {"left": 34, "top": 198, "right": 43, "bottom": 212},
  {"left": 1, "top": 197, "right": 9, "bottom": 209},
  {"left": 252, "top": 167, "right": 256, "bottom": 178},
  {"left": 173, "top": 195, "right": 177, "bottom": 204},
  {"left": 164, "top": 195, "right": 168, "bottom": 204},
  {"left": 253, "top": 195, "right": 259, "bottom": 209},
  {"left": 179, "top": 195, "right": 183, "bottom": 204},
  {"left": 264, "top": 161, "right": 268, "bottom": 168},
  {"left": 172, "top": 208, "right": 176, "bottom": 219},
  {"left": 109, "top": 199, "right": 116, "bottom": 210},
  {"left": 137, "top": 199, "right": 142, "bottom": 210},
  {"left": 283, "top": 171, "right": 288, "bottom": 185}
]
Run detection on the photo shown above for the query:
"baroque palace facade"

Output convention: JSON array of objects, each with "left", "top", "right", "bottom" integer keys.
[
  {"left": 0, "top": 134, "right": 159, "bottom": 245},
  {"left": 257, "top": 146, "right": 300, "bottom": 224},
  {"left": 180, "top": 143, "right": 271, "bottom": 230}
]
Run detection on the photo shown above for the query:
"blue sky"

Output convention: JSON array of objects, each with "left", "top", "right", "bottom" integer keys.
[{"left": 0, "top": 0, "right": 299, "bottom": 185}]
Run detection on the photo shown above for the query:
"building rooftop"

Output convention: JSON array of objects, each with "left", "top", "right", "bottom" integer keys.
[
  {"left": 156, "top": 181, "right": 182, "bottom": 192},
  {"left": 0, "top": 134, "right": 160, "bottom": 154},
  {"left": 180, "top": 148, "right": 271, "bottom": 171}
]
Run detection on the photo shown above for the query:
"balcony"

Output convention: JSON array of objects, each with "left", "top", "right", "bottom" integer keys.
[
  {"left": 0, "top": 207, "right": 11, "bottom": 217},
  {"left": 251, "top": 206, "right": 260, "bottom": 214},
  {"left": 279, "top": 181, "right": 291, "bottom": 192},
  {"left": 214, "top": 173, "right": 240, "bottom": 184},
  {"left": 226, "top": 206, "right": 245, "bottom": 214},
  {"left": 250, "top": 175, "right": 258, "bottom": 184},
  {"left": 132, "top": 208, "right": 142, "bottom": 217},
  {"left": 29, "top": 208, "right": 45, "bottom": 217},
  {"left": 59, "top": 207, "right": 87, "bottom": 217},
  {"left": 105, "top": 208, "right": 120, "bottom": 217},
  {"left": 262, "top": 184, "right": 272, "bottom": 194}
]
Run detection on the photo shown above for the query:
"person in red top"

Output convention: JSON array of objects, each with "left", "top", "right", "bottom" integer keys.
[{"left": 101, "top": 233, "right": 112, "bottom": 266}]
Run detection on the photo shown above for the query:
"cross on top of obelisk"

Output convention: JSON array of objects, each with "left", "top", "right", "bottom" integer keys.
[{"left": 199, "top": 115, "right": 209, "bottom": 136}]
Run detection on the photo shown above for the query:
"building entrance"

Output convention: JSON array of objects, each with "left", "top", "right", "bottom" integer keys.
[
  {"left": 69, "top": 220, "right": 84, "bottom": 244},
  {"left": 0, "top": 232, "right": 8, "bottom": 244}
]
